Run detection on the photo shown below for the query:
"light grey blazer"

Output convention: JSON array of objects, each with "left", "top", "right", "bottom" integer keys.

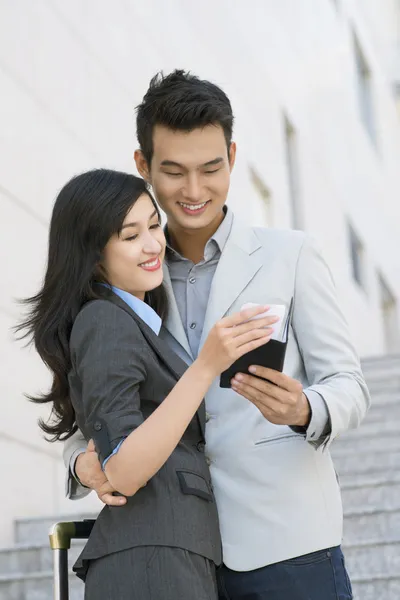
[{"left": 64, "top": 216, "right": 370, "bottom": 571}]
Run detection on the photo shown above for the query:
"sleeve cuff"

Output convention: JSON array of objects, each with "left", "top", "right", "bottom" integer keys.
[
  {"left": 303, "top": 389, "right": 331, "bottom": 446},
  {"left": 65, "top": 447, "right": 91, "bottom": 501},
  {"left": 290, "top": 390, "right": 332, "bottom": 448},
  {"left": 102, "top": 438, "right": 125, "bottom": 470},
  {"left": 70, "top": 447, "right": 88, "bottom": 487}
]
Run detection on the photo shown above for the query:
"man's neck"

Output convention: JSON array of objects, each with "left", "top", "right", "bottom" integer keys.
[{"left": 167, "top": 211, "right": 225, "bottom": 264}]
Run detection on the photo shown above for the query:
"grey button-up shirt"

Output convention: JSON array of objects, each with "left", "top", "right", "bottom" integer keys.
[{"left": 165, "top": 207, "right": 233, "bottom": 358}]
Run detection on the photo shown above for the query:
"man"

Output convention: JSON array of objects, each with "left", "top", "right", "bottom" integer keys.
[{"left": 64, "top": 70, "right": 369, "bottom": 599}]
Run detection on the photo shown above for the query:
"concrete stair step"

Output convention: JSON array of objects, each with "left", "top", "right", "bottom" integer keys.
[
  {"left": 331, "top": 432, "right": 400, "bottom": 455},
  {"left": 0, "top": 570, "right": 83, "bottom": 600},
  {"left": 15, "top": 513, "right": 97, "bottom": 545},
  {"left": 333, "top": 449, "right": 400, "bottom": 475},
  {"left": 361, "top": 353, "right": 400, "bottom": 372},
  {"left": 0, "top": 540, "right": 85, "bottom": 576},
  {"left": 343, "top": 506, "right": 400, "bottom": 545},
  {"left": 366, "top": 383, "right": 400, "bottom": 397},
  {"left": 350, "top": 573, "right": 400, "bottom": 600},
  {"left": 341, "top": 481, "right": 400, "bottom": 512},
  {"left": 335, "top": 419, "right": 398, "bottom": 440},
  {"left": 361, "top": 390, "right": 400, "bottom": 406},
  {"left": 339, "top": 469, "right": 400, "bottom": 489},
  {"left": 362, "top": 401, "right": 400, "bottom": 423},
  {"left": 344, "top": 538, "right": 400, "bottom": 580}
]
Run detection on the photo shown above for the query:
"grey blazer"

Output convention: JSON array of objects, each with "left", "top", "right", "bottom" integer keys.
[{"left": 67, "top": 290, "right": 222, "bottom": 579}]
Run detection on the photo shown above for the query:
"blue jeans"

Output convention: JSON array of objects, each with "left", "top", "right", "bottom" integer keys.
[{"left": 217, "top": 546, "right": 353, "bottom": 600}]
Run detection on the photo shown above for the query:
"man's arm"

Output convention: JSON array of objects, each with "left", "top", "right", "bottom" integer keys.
[
  {"left": 231, "top": 235, "right": 371, "bottom": 449},
  {"left": 63, "top": 428, "right": 127, "bottom": 506},
  {"left": 63, "top": 428, "right": 91, "bottom": 500},
  {"left": 290, "top": 234, "right": 371, "bottom": 448}
]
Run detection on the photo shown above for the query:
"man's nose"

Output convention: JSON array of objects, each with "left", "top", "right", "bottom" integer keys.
[{"left": 182, "top": 173, "right": 203, "bottom": 202}]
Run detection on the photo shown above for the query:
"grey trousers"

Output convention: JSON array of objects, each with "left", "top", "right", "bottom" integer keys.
[{"left": 84, "top": 545, "right": 219, "bottom": 600}]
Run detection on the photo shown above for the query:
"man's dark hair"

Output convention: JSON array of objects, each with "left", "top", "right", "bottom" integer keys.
[{"left": 136, "top": 69, "right": 234, "bottom": 165}]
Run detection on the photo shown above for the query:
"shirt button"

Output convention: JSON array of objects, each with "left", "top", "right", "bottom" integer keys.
[
  {"left": 189, "top": 277, "right": 196, "bottom": 284},
  {"left": 196, "top": 441, "right": 205, "bottom": 453},
  {"left": 205, "top": 412, "right": 211, "bottom": 423},
  {"left": 190, "top": 322, "right": 197, "bottom": 330},
  {"left": 206, "top": 456, "right": 211, "bottom": 466},
  {"left": 93, "top": 422, "right": 102, "bottom": 432}
]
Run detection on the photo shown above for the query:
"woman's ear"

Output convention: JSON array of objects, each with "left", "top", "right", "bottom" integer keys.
[
  {"left": 134, "top": 150, "right": 151, "bottom": 183},
  {"left": 95, "top": 261, "right": 107, "bottom": 282}
]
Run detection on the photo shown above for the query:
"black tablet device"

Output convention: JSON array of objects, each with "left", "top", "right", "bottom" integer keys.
[{"left": 219, "top": 298, "right": 294, "bottom": 388}]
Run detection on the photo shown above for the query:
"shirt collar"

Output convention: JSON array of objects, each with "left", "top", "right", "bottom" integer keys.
[
  {"left": 165, "top": 205, "right": 233, "bottom": 261},
  {"left": 109, "top": 286, "right": 162, "bottom": 335}
]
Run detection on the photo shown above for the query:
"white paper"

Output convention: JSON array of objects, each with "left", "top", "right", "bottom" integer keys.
[{"left": 241, "top": 302, "right": 286, "bottom": 341}]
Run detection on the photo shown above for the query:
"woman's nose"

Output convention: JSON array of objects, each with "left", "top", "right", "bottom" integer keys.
[{"left": 142, "top": 233, "right": 162, "bottom": 254}]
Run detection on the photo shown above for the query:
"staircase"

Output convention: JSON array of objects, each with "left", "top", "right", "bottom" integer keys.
[
  {"left": 0, "top": 354, "right": 399, "bottom": 599},
  {"left": 0, "top": 513, "right": 95, "bottom": 600},
  {"left": 332, "top": 354, "right": 400, "bottom": 600}
]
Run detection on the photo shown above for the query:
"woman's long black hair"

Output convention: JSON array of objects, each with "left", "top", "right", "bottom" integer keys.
[{"left": 16, "top": 169, "right": 168, "bottom": 442}]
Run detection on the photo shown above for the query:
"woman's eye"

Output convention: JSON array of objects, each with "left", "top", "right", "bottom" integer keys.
[
  {"left": 125, "top": 234, "right": 138, "bottom": 241},
  {"left": 150, "top": 223, "right": 161, "bottom": 230}
]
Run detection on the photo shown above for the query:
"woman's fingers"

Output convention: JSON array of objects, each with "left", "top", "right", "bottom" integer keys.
[
  {"left": 221, "top": 305, "right": 270, "bottom": 328},
  {"left": 231, "top": 315, "right": 279, "bottom": 338}
]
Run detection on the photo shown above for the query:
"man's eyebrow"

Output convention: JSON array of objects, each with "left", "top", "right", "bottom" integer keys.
[
  {"left": 203, "top": 157, "right": 224, "bottom": 167},
  {"left": 160, "top": 160, "right": 184, "bottom": 168},
  {"left": 121, "top": 209, "right": 158, "bottom": 229},
  {"left": 160, "top": 157, "right": 224, "bottom": 168}
]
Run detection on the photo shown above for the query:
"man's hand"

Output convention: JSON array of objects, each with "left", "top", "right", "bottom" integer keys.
[
  {"left": 231, "top": 366, "right": 311, "bottom": 427},
  {"left": 75, "top": 440, "right": 127, "bottom": 506}
]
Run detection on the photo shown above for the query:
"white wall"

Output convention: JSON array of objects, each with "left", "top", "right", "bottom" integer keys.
[{"left": 1, "top": 0, "right": 399, "bottom": 545}]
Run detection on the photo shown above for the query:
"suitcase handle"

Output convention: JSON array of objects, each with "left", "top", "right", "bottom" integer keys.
[
  {"left": 49, "top": 519, "right": 96, "bottom": 550},
  {"left": 49, "top": 520, "right": 95, "bottom": 600}
]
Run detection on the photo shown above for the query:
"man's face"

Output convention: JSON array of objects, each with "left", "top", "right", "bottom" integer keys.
[{"left": 135, "top": 124, "right": 236, "bottom": 233}]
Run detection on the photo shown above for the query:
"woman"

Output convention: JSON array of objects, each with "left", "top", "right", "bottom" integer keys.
[{"left": 17, "top": 169, "right": 275, "bottom": 599}]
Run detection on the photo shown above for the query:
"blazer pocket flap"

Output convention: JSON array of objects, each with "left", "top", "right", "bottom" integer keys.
[{"left": 176, "top": 470, "right": 213, "bottom": 502}]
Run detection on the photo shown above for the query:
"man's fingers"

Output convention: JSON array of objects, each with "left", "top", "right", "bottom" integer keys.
[
  {"left": 248, "top": 366, "right": 301, "bottom": 392},
  {"left": 97, "top": 481, "right": 127, "bottom": 506},
  {"left": 98, "top": 491, "right": 127, "bottom": 506},
  {"left": 233, "top": 373, "right": 285, "bottom": 401},
  {"left": 87, "top": 439, "right": 96, "bottom": 452},
  {"left": 232, "top": 381, "right": 281, "bottom": 411}
]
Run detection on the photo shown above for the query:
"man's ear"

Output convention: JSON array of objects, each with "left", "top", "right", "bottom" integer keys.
[
  {"left": 228, "top": 141, "right": 237, "bottom": 172},
  {"left": 134, "top": 149, "right": 151, "bottom": 182}
]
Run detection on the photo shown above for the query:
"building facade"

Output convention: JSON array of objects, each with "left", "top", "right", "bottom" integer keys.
[{"left": 1, "top": 0, "right": 399, "bottom": 545}]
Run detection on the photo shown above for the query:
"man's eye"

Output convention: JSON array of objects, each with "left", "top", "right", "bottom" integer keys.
[
  {"left": 204, "top": 169, "right": 220, "bottom": 175},
  {"left": 165, "top": 172, "right": 182, "bottom": 177}
]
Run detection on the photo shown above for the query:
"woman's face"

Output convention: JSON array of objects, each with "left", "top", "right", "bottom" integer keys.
[{"left": 101, "top": 193, "right": 166, "bottom": 300}]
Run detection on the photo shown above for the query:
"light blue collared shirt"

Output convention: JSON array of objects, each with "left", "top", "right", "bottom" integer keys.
[
  {"left": 110, "top": 286, "right": 162, "bottom": 335},
  {"left": 101, "top": 286, "right": 161, "bottom": 469}
]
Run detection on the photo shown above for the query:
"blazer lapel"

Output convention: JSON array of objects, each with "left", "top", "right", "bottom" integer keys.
[
  {"left": 108, "top": 293, "right": 186, "bottom": 379},
  {"left": 106, "top": 292, "right": 206, "bottom": 438},
  {"left": 199, "top": 217, "right": 263, "bottom": 350},
  {"left": 162, "top": 264, "right": 193, "bottom": 360}
]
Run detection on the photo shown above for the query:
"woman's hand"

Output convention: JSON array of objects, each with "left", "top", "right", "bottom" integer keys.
[{"left": 197, "top": 306, "right": 279, "bottom": 378}]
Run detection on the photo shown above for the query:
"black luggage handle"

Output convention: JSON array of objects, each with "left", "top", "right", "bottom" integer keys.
[
  {"left": 49, "top": 519, "right": 95, "bottom": 550},
  {"left": 49, "top": 519, "right": 95, "bottom": 599}
]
